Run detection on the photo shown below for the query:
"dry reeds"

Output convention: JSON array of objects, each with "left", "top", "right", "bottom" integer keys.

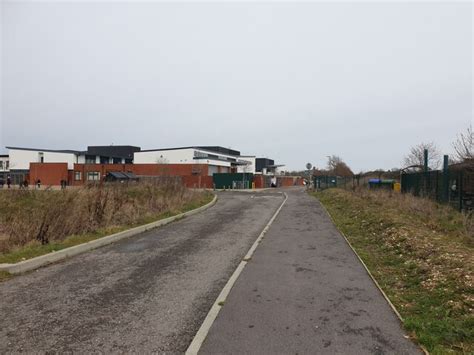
[{"left": 0, "top": 180, "right": 208, "bottom": 254}]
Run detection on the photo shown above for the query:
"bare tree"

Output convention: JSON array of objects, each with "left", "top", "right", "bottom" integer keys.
[
  {"left": 403, "top": 142, "right": 441, "bottom": 170},
  {"left": 452, "top": 124, "right": 473, "bottom": 162},
  {"left": 326, "top": 155, "right": 342, "bottom": 171},
  {"left": 326, "top": 155, "right": 353, "bottom": 176}
]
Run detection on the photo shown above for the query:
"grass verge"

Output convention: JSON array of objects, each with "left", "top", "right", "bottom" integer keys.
[
  {"left": 312, "top": 188, "right": 473, "bottom": 355},
  {"left": 0, "top": 191, "right": 213, "bottom": 265}
]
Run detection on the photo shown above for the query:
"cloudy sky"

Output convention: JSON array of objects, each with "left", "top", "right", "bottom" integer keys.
[{"left": 1, "top": 1, "right": 472, "bottom": 171}]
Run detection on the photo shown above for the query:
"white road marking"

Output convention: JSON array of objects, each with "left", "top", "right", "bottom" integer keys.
[{"left": 185, "top": 192, "right": 288, "bottom": 355}]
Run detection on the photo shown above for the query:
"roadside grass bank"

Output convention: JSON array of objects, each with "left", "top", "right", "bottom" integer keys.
[
  {"left": 0, "top": 181, "right": 213, "bottom": 265},
  {"left": 312, "top": 188, "right": 473, "bottom": 355}
]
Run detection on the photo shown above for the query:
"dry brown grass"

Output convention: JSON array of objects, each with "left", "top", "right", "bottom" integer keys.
[
  {"left": 0, "top": 180, "right": 211, "bottom": 254},
  {"left": 352, "top": 187, "right": 474, "bottom": 242}
]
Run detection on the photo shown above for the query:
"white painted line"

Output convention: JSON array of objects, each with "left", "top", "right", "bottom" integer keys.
[
  {"left": 0, "top": 194, "right": 217, "bottom": 275},
  {"left": 318, "top": 199, "right": 429, "bottom": 355},
  {"left": 185, "top": 192, "right": 288, "bottom": 355}
]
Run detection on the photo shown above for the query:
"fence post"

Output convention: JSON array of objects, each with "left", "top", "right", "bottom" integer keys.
[
  {"left": 424, "top": 149, "right": 428, "bottom": 172},
  {"left": 459, "top": 170, "right": 463, "bottom": 211},
  {"left": 442, "top": 155, "right": 449, "bottom": 203}
]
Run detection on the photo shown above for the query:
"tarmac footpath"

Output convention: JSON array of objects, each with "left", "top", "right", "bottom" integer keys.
[
  {"left": 0, "top": 191, "right": 285, "bottom": 353},
  {"left": 199, "top": 188, "right": 420, "bottom": 355}
]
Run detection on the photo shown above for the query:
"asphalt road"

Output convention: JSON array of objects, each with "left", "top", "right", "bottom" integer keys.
[
  {"left": 200, "top": 188, "right": 421, "bottom": 355},
  {"left": 0, "top": 191, "right": 284, "bottom": 353}
]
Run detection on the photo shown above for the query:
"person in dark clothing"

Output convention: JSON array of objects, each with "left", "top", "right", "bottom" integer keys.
[
  {"left": 23, "top": 180, "right": 29, "bottom": 189},
  {"left": 6, "top": 176, "right": 11, "bottom": 189},
  {"left": 36, "top": 179, "right": 41, "bottom": 189}
]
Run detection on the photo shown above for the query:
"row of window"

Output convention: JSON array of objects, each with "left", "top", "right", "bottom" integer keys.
[
  {"left": 0, "top": 161, "right": 9, "bottom": 170},
  {"left": 74, "top": 171, "right": 100, "bottom": 181},
  {"left": 85, "top": 155, "right": 132, "bottom": 164}
]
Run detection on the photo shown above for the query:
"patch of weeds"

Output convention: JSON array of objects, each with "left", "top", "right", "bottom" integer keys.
[{"left": 217, "top": 301, "right": 225, "bottom": 306}]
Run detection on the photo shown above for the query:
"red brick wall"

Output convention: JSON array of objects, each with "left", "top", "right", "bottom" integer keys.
[
  {"left": 132, "top": 164, "right": 209, "bottom": 177},
  {"left": 277, "top": 176, "right": 304, "bottom": 187},
  {"left": 72, "top": 164, "right": 135, "bottom": 186},
  {"left": 72, "top": 163, "right": 210, "bottom": 187},
  {"left": 254, "top": 175, "right": 264, "bottom": 188},
  {"left": 29, "top": 163, "right": 69, "bottom": 186},
  {"left": 182, "top": 175, "right": 214, "bottom": 188},
  {"left": 252, "top": 175, "right": 303, "bottom": 188}
]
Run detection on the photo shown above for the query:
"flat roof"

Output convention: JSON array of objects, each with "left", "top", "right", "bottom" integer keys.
[
  {"left": 6, "top": 146, "right": 81, "bottom": 154},
  {"left": 139, "top": 146, "right": 241, "bottom": 157}
]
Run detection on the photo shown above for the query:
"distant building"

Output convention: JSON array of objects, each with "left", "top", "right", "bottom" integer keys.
[
  {"left": 256, "top": 158, "right": 284, "bottom": 175},
  {"left": 237, "top": 156, "right": 256, "bottom": 174},
  {"left": 79, "top": 145, "right": 140, "bottom": 165},
  {"left": 134, "top": 146, "right": 256, "bottom": 175},
  {"left": 2, "top": 144, "right": 286, "bottom": 187},
  {"left": 0, "top": 154, "right": 9, "bottom": 180},
  {"left": 6, "top": 145, "right": 141, "bottom": 184}
]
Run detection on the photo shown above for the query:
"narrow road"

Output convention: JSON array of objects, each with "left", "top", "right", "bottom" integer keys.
[
  {"left": 200, "top": 188, "right": 420, "bottom": 354},
  {"left": 0, "top": 191, "right": 284, "bottom": 353}
]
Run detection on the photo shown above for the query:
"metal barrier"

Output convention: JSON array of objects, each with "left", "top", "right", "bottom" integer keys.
[
  {"left": 401, "top": 169, "right": 473, "bottom": 211},
  {"left": 313, "top": 176, "right": 355, "bottom": 190}
]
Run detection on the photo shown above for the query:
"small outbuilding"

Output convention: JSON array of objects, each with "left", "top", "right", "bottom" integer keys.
[{"left": 104, "top": 171, "right": 139, "bottom": 183}]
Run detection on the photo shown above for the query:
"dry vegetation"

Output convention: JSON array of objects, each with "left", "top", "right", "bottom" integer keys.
[
  {"left": 0, "top": 181, "right": 212, "bottom": 261},
  {"left": 313, "top": 188, "right": 473, "bottom": 354}
]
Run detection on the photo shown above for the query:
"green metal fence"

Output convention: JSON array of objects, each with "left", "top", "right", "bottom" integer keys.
[
  {"left": 313, "top": 175, "right": 355, "bottom": 190},
  {"left": 401, "top": 169, "right": 473, "bottom": 211},
  {"left": 213, "top": 173, "right": 253, "bottom": 189}
]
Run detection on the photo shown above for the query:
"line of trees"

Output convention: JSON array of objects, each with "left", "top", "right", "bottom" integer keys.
[
  {"left": 403, "top": 124, "right": 473, "bottom": 171},
  {"left": 281, "top": 124, "right": 473, "bottom": 178},
  {"left": 282, "top": 155, "right": 354, "bottom": 178}
]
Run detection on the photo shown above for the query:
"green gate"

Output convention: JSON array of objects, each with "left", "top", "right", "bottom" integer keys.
[{"left": 213, "top": 173, "right": 254, "bottom": 189}]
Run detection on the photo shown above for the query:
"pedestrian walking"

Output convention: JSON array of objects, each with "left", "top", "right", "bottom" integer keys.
[
  {"left": 6, "top": 176, "right": 11, "bottom": 189},
  {"left": 36, "top": 179, "right": 41, "bottom": 189}
]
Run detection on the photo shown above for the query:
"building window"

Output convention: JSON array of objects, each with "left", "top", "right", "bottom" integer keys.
[
  {"left": 100, "top": 156, "right": 110, "bottom": 164},
  {"left": 0, "top": 161, "right": 3, "bottom": 170},
  {"left": 74, "top": 171, "right": 82, "bottom": 181},
  {"left": 85, "top": 155, "right": 96, "bottom": 164},
  {"left": 113, "top": 157, "right": 122, "bottom": 164},
  {"left": 125, "top": 159, "right": 133, "bottom": 164},
  {"left": 5, "top": 161, "right": 9, "bottom": 170},
  {"left": 39, "top": 152, "right": 44, "bottom": 163},
  {"left": 86, "top": 172, "right": 100, "bottom": 181}
]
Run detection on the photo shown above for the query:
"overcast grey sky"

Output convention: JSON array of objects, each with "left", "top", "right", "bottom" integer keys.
[{"left": 1, "top": 1, "right": 472, "bottom": 171}]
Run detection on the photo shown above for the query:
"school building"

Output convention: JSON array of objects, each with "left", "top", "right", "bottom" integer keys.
[{"left": 2, "top": 145, "right": 299, "bottom": 188}]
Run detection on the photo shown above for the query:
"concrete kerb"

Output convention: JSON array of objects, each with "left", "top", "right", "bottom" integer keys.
[
  {"left": 317, "top": 199, "right": 429, "bottom": 355},
  {"left": 0, "top": 194, "right": 218, "bottom": 275},
  {"left": 185, "top": 191, "right": 288, "bottom": 355}
]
